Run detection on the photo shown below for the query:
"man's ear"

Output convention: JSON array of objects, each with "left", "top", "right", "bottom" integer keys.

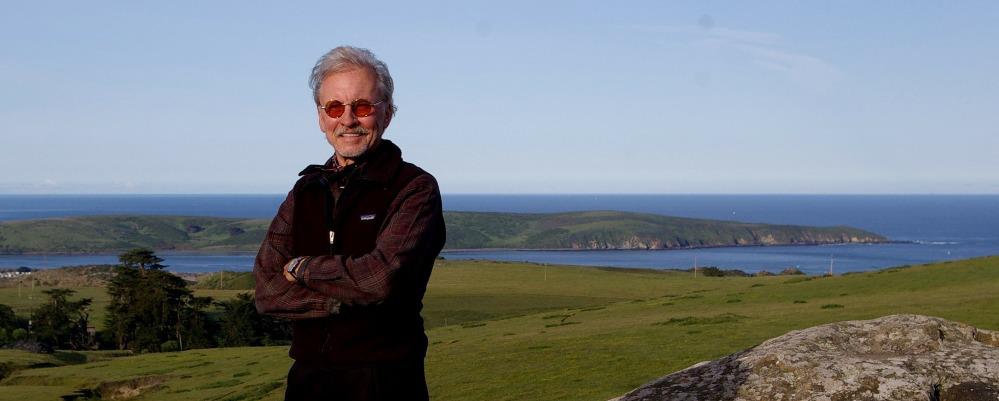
[{"left": 381, "top": 109, "right": 393, "bottom": 131}]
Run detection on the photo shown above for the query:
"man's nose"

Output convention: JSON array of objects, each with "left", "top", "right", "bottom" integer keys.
[{"left": 339, "top": 107, "right": 359, "bottom": 127}]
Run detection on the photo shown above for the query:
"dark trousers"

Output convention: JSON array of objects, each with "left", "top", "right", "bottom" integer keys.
[{"left": 284, "top": 358, "right": 429, "bottom": 401}]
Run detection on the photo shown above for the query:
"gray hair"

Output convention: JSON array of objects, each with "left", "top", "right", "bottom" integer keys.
[{"left": 309, "top": 46, "right": 396, "bottom": 117}]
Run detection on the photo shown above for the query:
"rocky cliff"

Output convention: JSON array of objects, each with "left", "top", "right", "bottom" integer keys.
[{"left": 614, "top": 314, "right": 999, "bottom": 401}]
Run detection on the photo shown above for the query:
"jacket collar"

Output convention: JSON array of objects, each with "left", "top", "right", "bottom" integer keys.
[{"left": 299, "top": 139, "right": 403, "bottom": 186}]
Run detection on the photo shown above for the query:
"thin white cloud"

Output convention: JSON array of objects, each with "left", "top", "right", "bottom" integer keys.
[
  {"left": 625, "top": 24, "right": 781, "bottom": 45},
  {"left": 708, "top": 27, "right": 783, "bottom": 46},
  {"left": 623, "top": 23, "right": 845, "bottom": 91},
  {"left": 732, "top": 43, "right": 845, "bottom": 91}
]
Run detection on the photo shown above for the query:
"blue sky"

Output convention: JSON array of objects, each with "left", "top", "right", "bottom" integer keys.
[{"left": 2, "top": 1, "right": 997, "bottom": 194}]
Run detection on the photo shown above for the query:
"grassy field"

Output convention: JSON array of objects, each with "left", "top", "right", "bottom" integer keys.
[{"left": 0, "top": 256, "right": 997, "bottom": 400}]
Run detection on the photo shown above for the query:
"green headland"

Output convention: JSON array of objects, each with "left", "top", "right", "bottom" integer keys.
[{"left": 0, "top": 211, "right": 886, "bottom": 254}]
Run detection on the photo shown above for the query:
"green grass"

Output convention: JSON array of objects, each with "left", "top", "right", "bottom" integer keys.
[
  {"left": 0, "top": 257, "right": 997, "bottom": 400},
  {"left": 0, "top": 349, "right": 130, "bottom": 383},
  {"left": 0, "top": 347, "right": 286, "bottom": 401},
  {"left": 189, "top": 271, "right": 256, "bottom": 290},
  {"left": 0, "top": 287, "right": 109, "bottom": 329}
]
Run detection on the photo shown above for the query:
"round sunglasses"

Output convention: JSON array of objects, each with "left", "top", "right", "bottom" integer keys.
[{"left": 319, "top": 99, "right": 385, "bottom": 119}]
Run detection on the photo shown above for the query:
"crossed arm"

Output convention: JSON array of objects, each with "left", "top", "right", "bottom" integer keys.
[{"left": 253, "top": 175, "right": 444, "bottom": 320}]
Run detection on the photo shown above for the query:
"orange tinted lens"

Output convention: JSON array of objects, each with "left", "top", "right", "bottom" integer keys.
[
  {"left": 324, "top": 102, "right": 345, "bottom": 118},
  {"left": 353, "top": 101, "right": 375, "bottom": 117}
]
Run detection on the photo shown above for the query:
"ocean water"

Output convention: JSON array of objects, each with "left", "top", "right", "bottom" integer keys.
[
  {"left": 1, "top": 194, "right": 997, "bottom": 274},
  {"left": 0, "top": 194, "right": 284, "bottom": 222}
]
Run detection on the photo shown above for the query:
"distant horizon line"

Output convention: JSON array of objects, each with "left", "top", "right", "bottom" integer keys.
[{"left": 2, "top": 193, "right": 999, "bottom": 197}]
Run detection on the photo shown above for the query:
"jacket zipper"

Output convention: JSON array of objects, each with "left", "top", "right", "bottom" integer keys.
[
  {"left": 327, "top": 171, "right": 358, "bottom": 255},
  {"left": 321, "top": 175, "right": 338, "bottom": 256},
  {"left": 319, "top": 177, "right": 335, "bottom": 355}
]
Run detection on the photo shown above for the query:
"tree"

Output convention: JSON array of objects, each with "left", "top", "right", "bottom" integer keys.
[
  {"left": 177, "top": 296, "right": 217, "bottom": 349},
  {"left": 0, "top": 304, "right": 17, "bottom": 330},
  {"left": 118, "top": 248, "right": 164, "bottom": 270},
  {"left": 0, "top": 303, "right": 19, "bottom": 345},
  {"left": 216, "top": 292, "right": 291, "bottom": 347},
  {"left": 105, "top": 248, "right": 216, "bottom": 352},
  {"left": 105, "top": 259, "right": 141, "bottom": 350},
  {"left": 31, "top": 288, "right": 92, "bottom": 349}
]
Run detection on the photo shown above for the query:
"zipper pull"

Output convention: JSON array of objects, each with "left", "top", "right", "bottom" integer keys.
[{"left": 329, "top": 230, "right": 335, "bottom": 245}]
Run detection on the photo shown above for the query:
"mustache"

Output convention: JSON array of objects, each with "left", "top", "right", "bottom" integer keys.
[{"left": 335, "top": 127, "right": 374, "bottom": 136}]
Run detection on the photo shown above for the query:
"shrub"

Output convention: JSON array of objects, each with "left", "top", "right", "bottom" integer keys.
[
  {"left": 653, "top": 313, "right": 746, "bottom": 326},
  {"left": 12, "top": 328, "right": 27, "bottom": 341},
  {"left": 693, "top": 267, "right": 750, "bottom": 277},
  {"left": 161, "top": 340, "right": 180, "bottom": 352},
  {"left": 780, "top": 267, "right": 805, "bottom": 275}
]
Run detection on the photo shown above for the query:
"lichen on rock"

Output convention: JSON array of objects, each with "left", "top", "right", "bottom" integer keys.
[{"left": 614, "top": 315, "right": 999, "bottom": 401}]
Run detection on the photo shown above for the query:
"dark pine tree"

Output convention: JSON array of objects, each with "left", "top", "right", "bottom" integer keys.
[
  {"left": 216, "top": 292, "right": 291, "bottom": 347},
  {"left": 105, "top": 248, "right": 217, "bottom": 352},
  {"left": 31, "top": 288, "right": 92, "bottom": 349}
]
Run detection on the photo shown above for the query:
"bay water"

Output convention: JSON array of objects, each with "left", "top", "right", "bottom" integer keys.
[{"left": 1, "top": 194, "right": 996, "bottom": 274}]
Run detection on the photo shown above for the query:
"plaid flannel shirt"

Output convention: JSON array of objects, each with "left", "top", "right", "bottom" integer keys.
[{"left": 253, "top": 162, "right": 444, "bottom": 320}]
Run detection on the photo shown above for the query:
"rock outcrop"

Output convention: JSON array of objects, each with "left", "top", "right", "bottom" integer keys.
[{"left": 615, "top": 314, "right": 999, "bottom": 401}]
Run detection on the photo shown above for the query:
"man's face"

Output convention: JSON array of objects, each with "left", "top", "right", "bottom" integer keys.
[{"left": 317, "top": 67, "right": 391, "bottom": 165}]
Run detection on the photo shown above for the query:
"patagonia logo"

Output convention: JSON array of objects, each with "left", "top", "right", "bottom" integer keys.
[{"left": 360, "top": 214, "right": 376, "bottom": 221}]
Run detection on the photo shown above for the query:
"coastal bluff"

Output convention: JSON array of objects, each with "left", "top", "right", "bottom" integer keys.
[
  {"left": 0, "top": 211, "right": 886, "bottom": 253},
  {"left": 614, "top": 314, "right": 999, "bottom": 401}
]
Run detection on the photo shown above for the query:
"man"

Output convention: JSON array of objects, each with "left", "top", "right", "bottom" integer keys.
[{"left": 254, "top": 45, "right": 446, "bottom": 401}]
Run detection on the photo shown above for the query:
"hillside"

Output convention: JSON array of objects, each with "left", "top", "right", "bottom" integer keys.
[
  {"left": 445, "top": 210, "right": 885, "bottom": 249},
  {"left": 0, "top": 256, "right": 996, "bottom": 400},
  {"left": 0, "top": 212, "right": 886, "bottom": 254},
  {"left": 0, "top": 216, "right": 268, "bottom": 254}
]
